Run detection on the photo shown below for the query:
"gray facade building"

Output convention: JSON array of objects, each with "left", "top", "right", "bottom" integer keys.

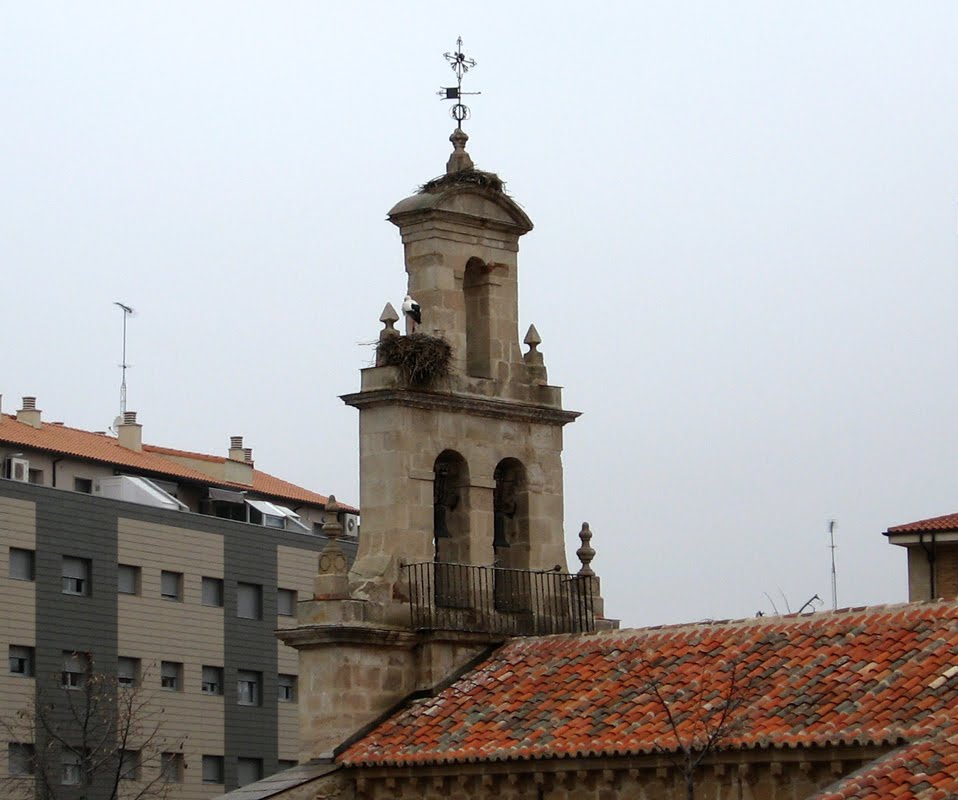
[{"left": 0, "top": 402, "right": 357, "bottom": 798}]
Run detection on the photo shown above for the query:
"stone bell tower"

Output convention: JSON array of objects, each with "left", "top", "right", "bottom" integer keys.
[
  {"left": 340, "top": 127, "right": 580, "bottom": 609},
  {"left": 280, "top": 52, "right": 605, "bottom": 762}
]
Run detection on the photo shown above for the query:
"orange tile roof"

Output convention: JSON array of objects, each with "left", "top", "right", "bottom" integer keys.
[
  {"left": 0, "top": 413, "right": 352, "bottom": 511},
  {"left": 886, "top": 512, "right": 958, "bottom": 534},
  {"left": 340, "top": 601, "right": 958, "bottom": 779},
  {"left": 811, "top": 720, "right": 958, "bottom": 799}
]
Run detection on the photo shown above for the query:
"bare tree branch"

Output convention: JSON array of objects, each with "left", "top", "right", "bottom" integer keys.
[
  {"left": 2, "top": 663, "right": 179, "bottom": 800},
  {"left": 639, "top": 644, "right": 761, "bottom": 800}
]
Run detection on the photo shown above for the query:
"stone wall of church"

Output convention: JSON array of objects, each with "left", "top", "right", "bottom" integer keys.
[
  {"left": 348, "top": 399, "right": 569, "bottom": 604},
  {"left": 274, "top": 751, "right": 887, "bottom": 800}
]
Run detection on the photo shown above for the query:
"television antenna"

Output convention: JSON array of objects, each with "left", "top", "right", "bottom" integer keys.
[
  {"left": 113, "top": 302, "right": 134, "bottom": 420},
  {"left": 828, "top": 519, "right": 838, "bottom": 610}
]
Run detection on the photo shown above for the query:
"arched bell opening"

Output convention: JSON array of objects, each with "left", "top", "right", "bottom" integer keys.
[
  {"left": 493, "top": 457, "right": 531, "bottom": 612},
  {"left": 433, "top": 450, "right": 471, "bottom": 608},
  {"left": 463, "top": 256, "right": 493, "bottom": 378}
]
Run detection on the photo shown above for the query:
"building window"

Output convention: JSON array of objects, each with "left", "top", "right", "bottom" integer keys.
[
  {"left": 119, "top": 749, "right": 140, "bottom": 780},
  {"left": 61, "top": 556, "right": 91, "bottom": 596},
  {"left": 160, "top": 571, "right": 182, "bottom": 601},
  {"left": 9, "top": 548, "right": 35, "bottom": 581},
  {"left": 27, "top": 468, "right": 43, "bottom": 485},
  {"left": 160, "top": 661, "right": 182, "bottom": 691},
  {"left": 201, "top": 576, "right": 224, "bottom": 607},
  {"left": 73, "top": 477, "right": 93, "bottom": 494},
  {"left": 237, "top": 757, "right": 262, "bottom": 787},
  {"left": 9, "top": 645, "right": 34, "bottom": 677},
  {"left": 237, "top": 670, "right": 261, "bottom": 706},
  {"left": 61, "top": 751, "right": 82, "bottom": 785},
  {"left": 117, "top": 657, "right": 139, "bottom": 688},
  {"left": 61, "top": 651, "right": 90, "bottom": 689},
  {"left": 201, "top": 755, "right": 224, "bottom": 784},
  {"left": 201, "top": 665, "right": 223, "bottom": 696},
  {"left": 160, "top": 752, "right": 183, "bottom": 783},
  {"left": 117, "top": 564, "right": 140, "bottom": 595},
  {"left": 278, "top": 674, "right": 297, "bottom": 703},
  {"left": 8, "top": 743, "right": 34, "bottom": 776},
  {"left": 237, "top": 582, "right": 262, "bottom": 619},
  {"left": 277, "top": 588, "right": 296, "bottom": 617}
]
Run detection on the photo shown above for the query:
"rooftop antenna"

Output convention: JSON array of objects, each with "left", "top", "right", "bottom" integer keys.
[
  {"left": 114, "top": 302, "right": 134, "bottom": 418},
  {"left": 828, "top": 519, "right": 838, "bottom": 610},
  {"left": 438, "top": 36, "right": 480, "bottom": 130}
]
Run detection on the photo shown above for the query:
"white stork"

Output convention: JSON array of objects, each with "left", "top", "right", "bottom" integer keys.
[{"left": 402, "top": 294, "right": 421, "bottom": 334}]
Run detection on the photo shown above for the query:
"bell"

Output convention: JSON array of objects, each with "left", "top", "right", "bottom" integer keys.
[
  {"left": 492, "top": 514, "right": 510, "bottom": 549},
  {"left": 434, "top": 506, "right": 451, "bottom": 539}
]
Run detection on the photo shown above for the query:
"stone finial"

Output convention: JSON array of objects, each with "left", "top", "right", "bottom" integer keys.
[
  {"left": 523, "top": 324, "right": 547, "bottom": 383},
  {"left": 576, "top": 522, "right": 596, "bottom": 577},
  {"left": 313, "top": 495, "right": 348, "bottom": 600},
  {"left": 446, "top": 128, "right": 475, "bottom": 174},
  {"left": 377, "top": 303, "right": 400, "bottom": 366},
  {"left": 322, "top": 495, "right": 343, "bottom": 541},
  {"left": 379, "top": 303, "right": 399, "bottom": 336},
  {"left": 523, "top": 324, "right": 541, "bottom": 353}
]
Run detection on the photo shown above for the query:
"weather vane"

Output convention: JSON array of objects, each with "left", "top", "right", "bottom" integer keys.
[{"left": 437, "top": 37, "right": 480, "bottom": 129}]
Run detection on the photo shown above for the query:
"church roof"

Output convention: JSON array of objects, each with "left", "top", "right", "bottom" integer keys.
[
  {"left": 810, "top": 720, "right": 958, "bottom": 799},
  {"left": 339, "top": 600, "right": 958, "bottom": 791}
]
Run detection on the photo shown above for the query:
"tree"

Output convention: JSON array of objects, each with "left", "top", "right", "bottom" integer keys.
[
  {"left": 640, "top": 652, "right": 755, "bottom": 800},
  {"left": 2, "top": 660, "right": 183, "bottom": 800}
]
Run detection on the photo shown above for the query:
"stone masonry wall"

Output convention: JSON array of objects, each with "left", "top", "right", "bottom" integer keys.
[{"left": 337, "top": 751, "right": 885, "bottom": 800}]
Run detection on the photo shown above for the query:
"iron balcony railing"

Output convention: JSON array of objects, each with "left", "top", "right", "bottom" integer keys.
[{"left": 402, "top": 561, "right": 595, "bottom": 636}]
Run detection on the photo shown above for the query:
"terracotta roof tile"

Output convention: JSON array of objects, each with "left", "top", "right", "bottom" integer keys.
[
  {"left": 811, "top": 719, "right": 958, "bottom": 799},
  {"left": 0, "top": 414, "right": 354, "bottom": 511},
  {"left": 339, "top": 601, "right": 958, "bottom": 776},
  {"left": 886, "top": 512, "right": 958, "bottom": 534}
]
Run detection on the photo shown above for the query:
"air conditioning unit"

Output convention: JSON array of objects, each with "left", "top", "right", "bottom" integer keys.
[
  {"left": 342, "top": 513, "right": 360, "bottom": 537},
  {"left": 5, "top": 457, "right": 29, "bottom": 482}
]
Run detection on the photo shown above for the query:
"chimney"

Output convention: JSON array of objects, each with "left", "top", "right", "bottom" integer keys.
[
  {"left": 16, "top": 396, "right": 42, "bottom": 428},
  {"left": 224, "top": 435, "right": 253, "bottom": 485},
  {"left": 117, "top": 411, "right": 143, "bottom": 452},
  {"left": 228, "top": 436, "right": 245, "bottom": 462}
]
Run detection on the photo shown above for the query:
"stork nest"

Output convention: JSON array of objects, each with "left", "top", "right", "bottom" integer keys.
[
  {"left": 419, "top": 169, "right": 505, "bottom": 194},
  {"left": 377, "top": 333, "right": 452, "bottom": 387}
]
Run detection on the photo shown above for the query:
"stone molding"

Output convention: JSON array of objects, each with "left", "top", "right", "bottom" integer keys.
[
  {"left": 276, "top": 624, "right": 419, "bottom": 650},
  {"left": 341, "top": 388, "right": 580, "bottom": 427}
]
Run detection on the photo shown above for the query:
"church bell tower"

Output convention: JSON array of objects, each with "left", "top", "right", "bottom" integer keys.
[
  {"left": 341, "top": 124, "right": 580, "bottom": 607},
  {"left": 280, "top": 41, "right": 606, "bottom": 763}
]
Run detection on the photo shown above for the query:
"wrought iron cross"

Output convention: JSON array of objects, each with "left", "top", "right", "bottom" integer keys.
[{"left": 437, "top": 36, "right": 481, "bottom": 129}]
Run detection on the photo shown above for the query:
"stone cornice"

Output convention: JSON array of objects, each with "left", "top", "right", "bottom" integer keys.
[
  {"left": 341, "top": 741, "right": 893, "bottom": 778},
  {"left": 276, "top": 624, "right": 419, "bottom": 650},
  {"left": 341, "top": 388, "right": 581, "bottom": 426},
  {"left": 391, "top": 207, "right": 530, "bottom": 238}
]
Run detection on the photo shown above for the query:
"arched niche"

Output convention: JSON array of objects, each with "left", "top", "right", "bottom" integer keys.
[
  {"left": 463, "top": 256, "right": 493, "bottom": 378},
  {"left": 493, "top": 458, "right": 531, "bottom": 612},
  {"left": 433, "top": 450, "right": 471, "bottom": 609},
  {"left": 433, "top": 450, "right": 471, "bottom": 563}
]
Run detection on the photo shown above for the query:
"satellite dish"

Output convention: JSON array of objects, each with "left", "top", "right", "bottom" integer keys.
[{"left": 110, "top": 416, "right": 122, "bottom": 436}]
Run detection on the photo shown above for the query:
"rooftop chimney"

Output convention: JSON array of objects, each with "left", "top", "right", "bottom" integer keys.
[
  {"left": 228, "top": 436, "right": 245, "bottom": 462},
  {"left": 225, "top": 435, "right": 253, "bottom": 485},
  {"left": 16, "top": 396, "right": 41, "bottom": 429},
  {"left": 117, "top": 410, "right": 143, "bottom": 453}
]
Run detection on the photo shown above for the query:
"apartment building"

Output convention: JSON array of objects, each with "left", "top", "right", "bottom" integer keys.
[{"left": 0, "top": 397, "right": 357, "bottom": 798}]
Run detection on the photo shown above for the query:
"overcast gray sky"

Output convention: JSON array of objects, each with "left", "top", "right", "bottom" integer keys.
[{"left": 3, "top": 2, "right": 957, "bottom": 627}]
